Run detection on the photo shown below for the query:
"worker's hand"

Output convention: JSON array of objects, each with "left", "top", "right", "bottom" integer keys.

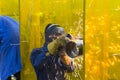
[
  {"left": 47, "top": 35, "right": 71, "bottom": 55},
  {"left": 60, "top": 52, "right": 72, "bottom": 66},
  {"left": 56, "top": 35, "right": 70, "bottom": 46},
  {"left": 57, "top": 46, "right": 72, "bottom": 65}
]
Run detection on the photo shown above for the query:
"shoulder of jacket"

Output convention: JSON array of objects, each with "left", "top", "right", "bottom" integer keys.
[{"left": 31, "top": 48, "right": 42, "bottom": 54}]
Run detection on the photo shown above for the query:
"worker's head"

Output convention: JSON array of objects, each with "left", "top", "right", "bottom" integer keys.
[
  {"left": 45, "top": 23, "right": 83, "bottom": 58},
  {"left": 45, "top": 24, "right": 66, "bottom": 43}
]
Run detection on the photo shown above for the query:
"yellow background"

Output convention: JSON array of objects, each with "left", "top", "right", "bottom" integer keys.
[{"left": 0, "top": 0, "right": 120, "bottom": 80}]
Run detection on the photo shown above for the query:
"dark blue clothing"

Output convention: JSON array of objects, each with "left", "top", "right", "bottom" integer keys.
[
  {"left": 30, "top": 44, "right": 74, "bottom": 80},
  {"left": 0, "top": 16, "right": 22, "bottom": 80}
]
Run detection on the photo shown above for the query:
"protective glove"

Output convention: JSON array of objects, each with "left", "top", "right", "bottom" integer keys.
[
  {"left": 47, "top": 35, "right": 70, "bottom": 55},
  {"left": 57, "top": 46, "right": 72, "bottom": 66},
  {"left": 60, "top": 51, "right": 72, "bottom": 66}
]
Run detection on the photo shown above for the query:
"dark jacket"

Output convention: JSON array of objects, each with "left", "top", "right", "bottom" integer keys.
[{"left": 30, "top": 44, "right": 74, "bottom": 80}]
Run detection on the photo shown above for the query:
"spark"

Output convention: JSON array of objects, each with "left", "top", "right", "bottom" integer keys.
[
  {"left": 88, "top": 0, "right": 94, "bottom": 8},
  {"left": 115, "top": 5, "right": 120, "bottom": 11}
]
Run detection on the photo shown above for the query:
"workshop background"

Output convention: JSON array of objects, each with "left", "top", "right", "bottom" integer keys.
[{"left": 0, "top": 0, "right": 120, "bottom": 80}]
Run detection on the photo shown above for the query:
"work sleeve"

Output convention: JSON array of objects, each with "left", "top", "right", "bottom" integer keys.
[{"left": 30, "top": 48, "right": 49, "bottom": 70}]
